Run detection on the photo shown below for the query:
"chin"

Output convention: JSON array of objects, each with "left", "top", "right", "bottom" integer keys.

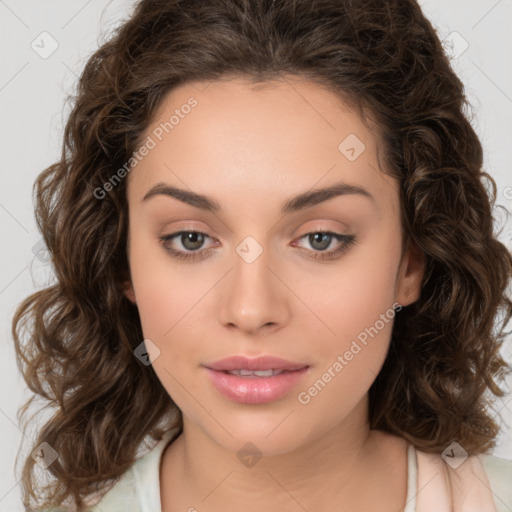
[{"left": 202, "top": 413, "right": 311, "bottom": 458}]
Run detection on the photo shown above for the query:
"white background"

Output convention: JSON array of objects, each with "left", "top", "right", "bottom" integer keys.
[{"left": 1, "top": 1, "right": 511, "bottom": 510}]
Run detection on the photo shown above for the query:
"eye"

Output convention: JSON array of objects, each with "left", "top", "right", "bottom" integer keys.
[
  {"left": 291, "top": 231, "right": 356, "bottom": 260},
  {"left": 159, "top": 230, "right": 218, "bottom": 261}
]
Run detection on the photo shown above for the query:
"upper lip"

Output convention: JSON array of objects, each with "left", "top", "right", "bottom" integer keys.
[{"left": 203, "top": 355, "right": 308, "bottom": 372}]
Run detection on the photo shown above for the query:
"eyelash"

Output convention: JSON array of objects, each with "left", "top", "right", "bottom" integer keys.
[{"left": 159, "top": 229, "right": 356, "bottom": 262}]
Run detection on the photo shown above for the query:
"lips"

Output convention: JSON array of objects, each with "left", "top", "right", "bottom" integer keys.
[
  {"left": 203, "top": 367, "right": 310, "bottom": 404},
  {"left": 202, "top": 355, "right": 310, "bottom": 404},
  {"left": 203, "top": 355, "right": 308, "bottom": 372}
]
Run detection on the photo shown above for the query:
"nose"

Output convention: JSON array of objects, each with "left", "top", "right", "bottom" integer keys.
[{"left": 217, "top": 243, "right": 291, "bottom": 336}]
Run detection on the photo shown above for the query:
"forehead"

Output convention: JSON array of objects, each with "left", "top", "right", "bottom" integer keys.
[{"left": 127, "top": 76, "right": 398, "bottom": 216}]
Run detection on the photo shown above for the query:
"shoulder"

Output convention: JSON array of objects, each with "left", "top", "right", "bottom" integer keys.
[
  {"left": 28, "top": 468, "right": 139, "bottom": 512},
  {"left": 478, "top": 453, "right": 512, "bottom": 512},
  {"left": 35, "top": 466, "right": 140, "bottom": 512},
  {"left": 85, "top": 465, "right": 139, "bottom": 511},
  {"left": 414, "top": 447, "right": 512, "bottom": 511},
  {"left": 86, "top": 428, "right": 180, "bottom": 512}
]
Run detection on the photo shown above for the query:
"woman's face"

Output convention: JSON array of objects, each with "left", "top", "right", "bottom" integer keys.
[{"left": 123, "top": 76, "right": 424, "bottom": 455}]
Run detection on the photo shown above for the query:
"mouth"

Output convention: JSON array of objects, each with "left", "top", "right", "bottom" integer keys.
[{"left": 203, "top": 358, "right": 310, "bottom": 404}]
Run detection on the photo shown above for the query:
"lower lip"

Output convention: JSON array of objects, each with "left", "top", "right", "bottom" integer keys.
[{"left": 204, "top": 367, "right": 310, "bottom": 404}]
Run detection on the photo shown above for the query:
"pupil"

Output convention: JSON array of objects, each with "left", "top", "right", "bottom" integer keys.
[
  {"left": 310, "top": 232, "right": 330, "bottom": 250},
  {"left": 183, "top": 232, "right": 204, "bottom": 250}
]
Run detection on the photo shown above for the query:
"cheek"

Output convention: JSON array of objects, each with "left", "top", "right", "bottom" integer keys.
[
  {"left": 127, "top": 229, "right": 205, "bottom": 338},
  {"left": 127, "top": 246, "right": 203, "bottom": 400},
  {"left": 294, "top": 235, "right": 400, "bottom": 347},
  {"left": 293, "top": 247, "right": 400, "bottom": 416},
  {"left": 127, "top": 232, "right": 219, "bottom": 396}
]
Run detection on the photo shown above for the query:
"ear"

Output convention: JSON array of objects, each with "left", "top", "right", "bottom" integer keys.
[
  {"left": 395, "top": 240, "right": 426, "bottom": 307},
  {"left": 122, "top": 280, "right": 137, "bottom": 304}
]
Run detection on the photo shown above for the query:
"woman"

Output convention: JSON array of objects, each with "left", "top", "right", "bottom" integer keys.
[{"left": 12, "top": 0, "right": 512, "bottom": 510}]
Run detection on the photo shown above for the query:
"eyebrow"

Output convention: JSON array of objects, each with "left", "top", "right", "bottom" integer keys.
[{"left": 141, "top": 180, "right": 375, "bottom": 214}]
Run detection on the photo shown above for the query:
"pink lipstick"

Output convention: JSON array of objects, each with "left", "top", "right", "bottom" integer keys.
[{"left": 203, "top": 355, "right": 310, "bottom": 404}]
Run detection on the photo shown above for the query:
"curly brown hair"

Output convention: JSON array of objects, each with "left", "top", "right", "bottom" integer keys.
[{"left": 12, "top": 0, "right": 512, "bottom": 510}]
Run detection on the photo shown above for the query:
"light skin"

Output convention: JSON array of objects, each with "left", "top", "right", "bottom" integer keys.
[{"left": 123, "top": 75, "right": 425, "bottom": 512}]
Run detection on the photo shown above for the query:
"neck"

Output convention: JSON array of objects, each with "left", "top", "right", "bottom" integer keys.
[{"left": 159, "top": 398, "right": 406, "bottom": 511}]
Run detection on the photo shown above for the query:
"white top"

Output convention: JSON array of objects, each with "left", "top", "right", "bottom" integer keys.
[{"left": 75, "top": 429, "right": 511, "bottom": 512}]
